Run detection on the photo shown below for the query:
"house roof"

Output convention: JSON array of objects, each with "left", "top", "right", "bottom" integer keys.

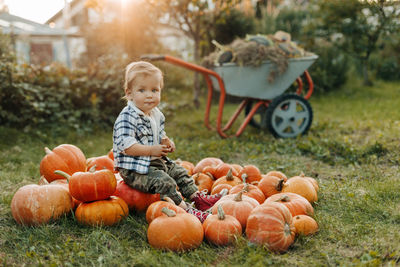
[
  {"left": 45, "top": 0, "right": 83, "bottom": 24},
  {"left": 0, "top": 12, "right": 77, "bottom": 37}
]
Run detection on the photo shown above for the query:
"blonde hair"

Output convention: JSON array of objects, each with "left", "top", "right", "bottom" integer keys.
[{"left": 124, "top": 61, "right": 163, "bottom": 98}]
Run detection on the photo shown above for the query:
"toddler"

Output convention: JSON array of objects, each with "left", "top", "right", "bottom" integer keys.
[{"left": 113, "top": 61, "right": 226, "bottom": 222}]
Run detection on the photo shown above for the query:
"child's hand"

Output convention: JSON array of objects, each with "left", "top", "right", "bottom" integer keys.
[
  {"left": 151, "top": 145, "right": 170, "bottom": 157},
  {"left": 161, "top": 137, "right": 176, "bottom": 153}
]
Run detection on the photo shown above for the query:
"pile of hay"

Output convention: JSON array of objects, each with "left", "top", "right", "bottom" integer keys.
[{"left": 202, "top": 32, "right": 313, "bottom": 83}]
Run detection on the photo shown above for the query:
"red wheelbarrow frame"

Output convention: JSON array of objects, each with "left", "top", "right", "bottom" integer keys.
[{"left": 141, "top": 54, "right": 314, "bottom": 138}]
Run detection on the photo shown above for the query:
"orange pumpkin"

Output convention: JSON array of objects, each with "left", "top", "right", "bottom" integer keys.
[
  {"left": 55, "top": 169, "right": 117, "bottom": 203},
  {"left": 146, "top": 201, "right": 186, "bottom": 224},
  {"left": 107, "top": 148, "right": 114, "bottom": 161},
  {"left": 211, "top": 169, "right": 241, "bottom": 191},
  {"left": 213, "top": 163, "right": 239, "bottom": 179},
  {"left": 211, "top": 183, "right": 233, "bottom": 195},
  {"left": 293, "top": 172, "right": 319, "bottom": 192},
  {"left": 265, "top": 192, "right": 314, "bottom": 217},
  {"left": 86, "top": 155, "right": 115, "bottom": 173},
  {"left": 193, "top": 157, "right": 223, "bottom": 174},
  {"left": 293, "top": 215, "right": 319, "bottom": 235},
  {"left": 40, "top": 144, "right": 86, "bottom": 183},
  {"left": 192, "top": 172, "right": 214, "bottom": 193},
  {"left": 75, "top": 196, "right": 129, "bottom": 226},
  {"left": 265, "top": 171, "right": 288, "bottom": 181},
  {"left": 113, "top": 180, "right": 160, "bottom": 212},
  {"left": 282, "top": 176, "right": 318, "bottom": 203},
  {"left": 212, "top": 191, "right": 259, "bottom": 230},
  {"left": 230, "top": 164, "right": 244, "bottom": 174},
  {"left": 11, "top": 184, "right": 73, "bottom": 225},
  {"left": 258, "top": 175, "right": 286, "bottom": 198},
  {"left": 229, "top": 182, "right": 266, "bottom": 204},
  {"left": 246, "top": 202, "right": 295, "bottom": 253},
  {"left": 203, "top": 204, "right": 242, "bottom": 246},
  {"left": 176, "top": 159, "right": 195, "bottom": 175},
  {"left": 238, "top": 165, "right": 262, "bottom": 184},
  {"left": 147, "top": 207, "right": 204, "bottom": 251},
  {"left": 45, "top": 178, "right": 81, "bottom": 210}
]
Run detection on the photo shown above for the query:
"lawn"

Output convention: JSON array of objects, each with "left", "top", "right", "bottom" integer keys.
[{"left": 0, "top": 79, "right": 399, "bottom": 266}]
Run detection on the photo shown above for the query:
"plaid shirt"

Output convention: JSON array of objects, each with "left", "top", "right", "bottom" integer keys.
[{"left": 113, "top": 101, "right": 166, "bottom": 174}]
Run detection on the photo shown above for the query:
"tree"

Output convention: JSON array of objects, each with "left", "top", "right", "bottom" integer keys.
[
  {"left": 317, "top": 0, "right": 400, "bottom": 85},
  {"left": 149, "top": 0, "right": 246, "bottom": 108}
]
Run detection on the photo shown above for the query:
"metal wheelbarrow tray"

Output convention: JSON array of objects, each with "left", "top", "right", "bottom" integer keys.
[{"left": 141, "top": 54, "right": 318, "bottom": 138}]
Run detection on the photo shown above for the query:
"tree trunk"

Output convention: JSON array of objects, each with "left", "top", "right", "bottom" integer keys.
[{"left": 362, "top": 58, "right": 372, "bottom": 86}]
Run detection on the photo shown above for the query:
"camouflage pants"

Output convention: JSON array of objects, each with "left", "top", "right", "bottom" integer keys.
[{"left": 118, "top": 158, "right": 198, "bottom": 205}]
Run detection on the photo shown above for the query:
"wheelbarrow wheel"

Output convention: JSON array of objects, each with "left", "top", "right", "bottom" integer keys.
[{"left": 266, "top": 94, "right": 313, "bottom": 138}]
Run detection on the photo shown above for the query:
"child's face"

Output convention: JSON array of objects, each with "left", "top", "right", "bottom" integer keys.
[{"left": 128, "top": 73, "right": 162, "bottom": 115}]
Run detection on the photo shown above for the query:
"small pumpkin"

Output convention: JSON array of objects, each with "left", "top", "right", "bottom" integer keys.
[
  {"left": 75, "top": 196, "right": 129, "bottom": 226},
  {"left": 246, "top": 202, "right": 295, "bottom": 253},
  {"left": 213, "top": 163, "right": 239, "bottom": 179},
  {"left": 40, "top": 144, "right": 86, "bottom": 183},
  {"left": 293, "top": 172, "right": 319, "bottom": 192},
  {"left": 86, "top": 155, "right": 115, "bottom": 173},
  {"left": 293, "top": 215, "right": 318, "bottom": 235},
  {"left": 113, "top": 180, "right": 160, "bottom": 212},
  {"left": 203, "top": 204, "right": 242, "bottom": 246},
  {"left": 229, "top": 174, "right": 265, "bottom": 204},
  {"left": 211, "top": 183, "right": 233, "bottom": 195},
  {"left": 147, "top": 207, "right": 204, "bottom": 251},
  {"left": 146, "top": 201, "right": 186, "bottom": 224},
  {"left": 107, "top": 148, "right": 114, "bottom": 161},
  {"left": 212, "top": 191, "right": 259, "bottom": 230},
  {"left": 282, "top": 176, "right": 318, "bottom": 203},
  {"left": 211, "top": 169, "right": 241, "bottom": 191},
  {"left": 258, "top": 174, "right": 286, "bottom": 198},
  {"left": 192, "top": 172, "right": 214, "bottom": 193},
  {"left": 265, "top": 192, "right": 314, "bottom": 217},
  {"left": 265, "top": 171, "right": 288, "bottom": 181},
  {"left": 55, "top": 168, "right": 117, "bottom": 203},
  {"left": 238, "top": 165, "right": 262, "bottom": 184},
  {"left": 176, "top": 159, "right": 195, "bottom": 175},
  {"left": 230, "top": 164, "right": 244, "bottom": 174},
  {"left": 11, "top": 184, "right": 73, "bottom": 225},
  {"left": 193, "top": 157, "right": 223, "bottom": 174}
]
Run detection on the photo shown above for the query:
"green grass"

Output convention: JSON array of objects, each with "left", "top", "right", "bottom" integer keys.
[{"left": 1, "top": 79, "right": 400, "bottom": 266}]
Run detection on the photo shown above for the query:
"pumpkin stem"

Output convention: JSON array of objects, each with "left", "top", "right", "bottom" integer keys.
[
  {"left": 300, "top": 172, "right": 305, "bottom": 177},
  {"left": 54, "top": 170, "right": 71, "bottom": 182},
  {"left": 277, "top": 195, "right": 290, "bottom": 202},
  {"left": 88, "top": 165, "right": 97, "bottom": 172},
  {"left": 44, "top": 147, "right": 52, "bottom": 155},
  {"left": 276, "top": 179, "right": 285, "bottom": 191},
  {"left": 217, "top": 204, "right": 225, "bottom": 220},
  {"left": 161, "top": 207, "right": 176, "bottom": 217},
  {"left": 225, "top": 169, "right": 234, "bottom": 181},
  {"left": 241, "top": 173, "right": 248, "bottom": 184},
  {"left": 234, "top": 191, "right": 243, "bottom": 202}
]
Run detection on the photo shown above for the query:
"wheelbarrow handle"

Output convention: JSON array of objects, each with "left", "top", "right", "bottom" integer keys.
[{"left": 140, "top": 54, "right": 166, "bottom": 61}]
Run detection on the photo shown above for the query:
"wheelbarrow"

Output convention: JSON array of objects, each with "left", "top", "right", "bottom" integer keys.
[{"left": 141, "top": 54, "right": 318, "bottom": 138}]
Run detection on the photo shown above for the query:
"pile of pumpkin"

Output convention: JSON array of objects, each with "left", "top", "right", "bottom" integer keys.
[{"left": 10, "top": 144, "right": 319, "bottom": 253}]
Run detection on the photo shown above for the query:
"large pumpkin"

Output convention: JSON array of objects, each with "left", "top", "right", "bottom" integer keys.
[
  {"left": 75, "top": 196, "right": 129, "bottom": 226},
  {"left": 246, "top": 202, "right": 295, "bottom": 253},
  {"left": 39, "top": 177, "right": 82, "bottom": 210},
  {"left": 145, "top": 201, "right": 186, "bottom": 224},
  {"left": 40, "top": 144, "right": 86, "bottom": 183},
  {"left": 11, "top": 184, "right": 73, "bottom": 225},
  {"left": 55, "top": 169, "right": 117, "bottom": 203},
  {"left": 265, "top": 192, "right": 314, "bottom": 217},
  {"left": 113, "top": 180, "right": 160, "bottom": 212},
  {"left": 147, "top": 207, "right": 204, "bottom": 251},
  {"left": 212, "top": 191, "right": 259, "bottom": 230},
  {"left": 203, "top": 204, "right": 242, "bottom": 246},
  {"left": 211, "top": 169, "right": 241, "bottom": 191}
]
